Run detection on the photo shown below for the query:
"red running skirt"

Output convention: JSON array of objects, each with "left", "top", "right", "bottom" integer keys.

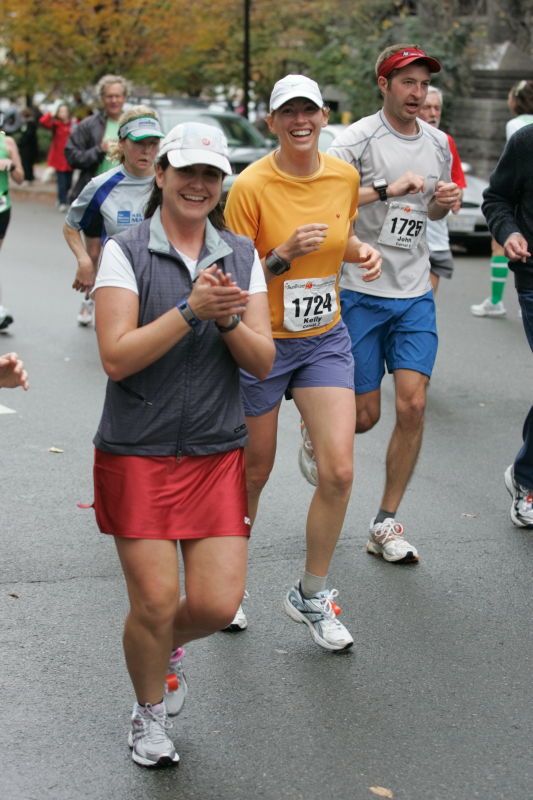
[{"left": 93, "top": 448, "right": 250, "bottom": 540}]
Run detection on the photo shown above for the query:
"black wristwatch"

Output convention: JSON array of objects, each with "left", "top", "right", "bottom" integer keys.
[
  {"left": 215, "top": 314, "right": 241, "bottom": 333},
  {"left": 265, "top": 248, "right": 291, "bottom": 276},
  {"left": 373, "top": 178, "right": 388, "bottom": 202},
  {"left": 177, "top": 301, "right": 200, "bottom": 328}
]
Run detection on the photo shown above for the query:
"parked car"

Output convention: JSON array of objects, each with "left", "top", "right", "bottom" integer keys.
[
  {"left": 447, "top": 167, "right": 491, "bottom": 254},
  {"left": 318, "top": 123, "right": 347, "bottom": 152},
  {"left": 155, "top": 105, "right": 273, "bottom": 174}
]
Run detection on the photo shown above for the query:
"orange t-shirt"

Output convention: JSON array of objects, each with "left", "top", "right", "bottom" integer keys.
[{"left": 225, "top": 151, "right": 359, "bottom": 338}]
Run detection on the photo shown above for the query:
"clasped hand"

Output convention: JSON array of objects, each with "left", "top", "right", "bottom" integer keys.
[{"left": 188, "top": 264, "right": 249, "bottom": 328}]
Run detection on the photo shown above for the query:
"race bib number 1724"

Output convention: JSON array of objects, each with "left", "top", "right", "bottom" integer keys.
[{"left": 283, "top": 275, "right": 337, "bottom": 332}]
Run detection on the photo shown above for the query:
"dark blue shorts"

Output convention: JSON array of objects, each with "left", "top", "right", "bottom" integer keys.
[
  {"left": 340, "top": 289, "right": 438, "bottom": 394},
  {"left": 240, "top": 321, "right": 355, "bottom": 417}
]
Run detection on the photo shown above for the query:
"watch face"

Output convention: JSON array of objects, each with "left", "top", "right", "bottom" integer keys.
[{"left": 373, "top": 179, "right": 387, "bottom": 189}]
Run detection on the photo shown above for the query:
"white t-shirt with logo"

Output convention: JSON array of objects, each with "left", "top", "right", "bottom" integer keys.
[{"left": 329, "top": 110, "right": 451, "bottom": 298}]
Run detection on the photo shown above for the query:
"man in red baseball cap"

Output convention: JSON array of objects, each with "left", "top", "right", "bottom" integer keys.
[
  {"left": 376, "top": 45, "right": 442, "bottom": 79},
  {"left": 321, "top": 42, "right": 462, "bottom": 564}
]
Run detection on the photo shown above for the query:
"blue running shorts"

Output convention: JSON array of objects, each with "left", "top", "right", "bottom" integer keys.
[
  {"left": 340, "top": 289, "right": 438, "bottom": 394},
  {"left": 240, "top": 321, "right": 354, "bottom": 417}
]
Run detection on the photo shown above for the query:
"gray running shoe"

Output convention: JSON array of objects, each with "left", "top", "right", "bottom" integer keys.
[
  {"left": 77, "top": 298, "right": 94, "bottom": 327},
  {"left": 164, "top": 647, "right": 188, "bottom": 717},
  {"left": 298, "top": 422, "right": 318, "bottom": 486},
  {"left": 504, "top": 464, "right": 533, "bottom": 527},
  {"left": 283, "top": 583, "right": 353, "bottom": 651},
  {"left": 128, "top": 702, "right": 179, "bottom": 768},
  {"left": 367, "top": 517, "right": 419, "bottom": 563}
]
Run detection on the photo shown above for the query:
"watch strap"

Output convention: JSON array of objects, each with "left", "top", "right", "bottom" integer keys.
[{"left": 215, "top": 314, "right": 241, "bottom": 333}]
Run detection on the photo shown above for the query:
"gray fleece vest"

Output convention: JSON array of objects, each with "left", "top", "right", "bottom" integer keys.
[{"left": 93, "top": 210, "right": 255, "bottom": 457}]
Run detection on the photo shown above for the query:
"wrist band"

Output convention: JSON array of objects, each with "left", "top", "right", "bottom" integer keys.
[{"left": 177, "top": 301, "right": 200, "bottom": 328}]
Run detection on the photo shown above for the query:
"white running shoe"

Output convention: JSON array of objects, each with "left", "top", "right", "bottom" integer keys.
[
  {"left": 283, "top": 583, "right": 353, "bottom": 651},
  {"left": 222, "top": 590, "right": 249, "bottom": 631},
  {"left": 504, "top": 464, "right": 533, "bottom": 528},
  {"left": 470, "top": 298, "right": 506, "bottom": 317},
  {"left": 0, "top": 305, "right": 14, "bottom": 331},
  {"left": 77, "top": 298, "right": 94, "bottom": 327},
  {"left": 128, "top": 702, "right": 179, "bottom": 768},
  {"left": 367, "top": 517, "right": 419, "bottom": 563},
  {"left": 298, "top": 422, "right": 318, "bottom": 486},
  {"left": 164, "top": 647, "right": 188, "bottom": 717}
]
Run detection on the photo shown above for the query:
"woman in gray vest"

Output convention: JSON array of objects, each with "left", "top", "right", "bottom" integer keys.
[{"left": 91, "top": 122, "right": 274, "bottom": 768}]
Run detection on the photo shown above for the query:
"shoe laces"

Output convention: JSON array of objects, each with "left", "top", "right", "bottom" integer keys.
[
  {"left": 517, "top": 483, "right": 533, "bottom": 510},
  {"left": 373, "top": 518, "right": 404, "bottom": 545},
  {"left": 135, "top": 704, "right": 173, "bottom": 743},
  {"left": 316, "top": 588, "right": 341, "bottom": 621}
]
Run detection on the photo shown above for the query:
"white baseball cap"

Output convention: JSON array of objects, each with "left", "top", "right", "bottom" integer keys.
[
  {"left": 158, "top": 122, "right": 232, "bottom": 175},
  {"left": 269, "top": 74, "right": 324, "bottom": 112}
]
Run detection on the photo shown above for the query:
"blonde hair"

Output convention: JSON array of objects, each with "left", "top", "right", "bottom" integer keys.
[{"left": 108, "top": 105, "right": 160, "bottom": 163}]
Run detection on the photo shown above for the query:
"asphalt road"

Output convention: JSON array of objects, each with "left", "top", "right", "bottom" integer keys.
[{"left": 1, "top": 200, "right": 531, "bottom": 800}]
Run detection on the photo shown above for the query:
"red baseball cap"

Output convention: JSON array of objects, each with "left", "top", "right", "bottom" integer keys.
[{"left": 378, "top": 47, "right": 441, "bottom": 79}]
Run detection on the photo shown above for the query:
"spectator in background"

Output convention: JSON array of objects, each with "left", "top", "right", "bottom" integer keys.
[
  {"left": 471, "top": 79, "right": 533, "bottom": 318},
  {"left": 39, "top": 103, "right": 76, "bottom": 212},
  {"left": 65, "top": 74, "right": 128, "bottom": 323},
  {"left": 16, "top": 107, "right": 39, "bottom": 183},
  {"left": 418, "top": 86, "right": 466, "bottom": 294}
]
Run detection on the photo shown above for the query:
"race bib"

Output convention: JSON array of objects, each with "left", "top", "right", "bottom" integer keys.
[
  {"left": 0, "top": 194, "right": 8, "bottom": 213},
  {"left": 377, "top": 202, "right": 427, "bottom": 250},
  {"left": 283, "top": 275, "right": 337, "bottom": 332}
]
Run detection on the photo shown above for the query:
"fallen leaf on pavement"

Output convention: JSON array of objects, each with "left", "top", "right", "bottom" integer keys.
[
  {"left": 369, "top": 787, "right": 394, "bottom": 798},
  {"left": 8, "top": 593, "right": 20, "bottom": 599},
  {"left": 48, "top": 447, "right": 64, "bottom": 453}
]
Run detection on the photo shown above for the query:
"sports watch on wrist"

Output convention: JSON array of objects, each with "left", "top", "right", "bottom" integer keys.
[
  {"left": 265, "top": 248, "right": 291, "bottom": 276},
  {"left": 215, "top": 314, "right": 241, "bottom": 333},
  {"left": 177, "top": 301, "right": 200, "bottom": 328},
  {"left": 373, "top": 178, "right": 388, "bottom": 202}
]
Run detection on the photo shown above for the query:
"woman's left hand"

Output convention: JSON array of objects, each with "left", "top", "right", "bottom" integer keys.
[{"left": 356, "top": 243, "right": 382, "bottom": 282}]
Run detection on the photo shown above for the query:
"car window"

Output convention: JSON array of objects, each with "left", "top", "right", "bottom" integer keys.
[{"left": 158, "top": 108, "right": 268, "bottom": 148}]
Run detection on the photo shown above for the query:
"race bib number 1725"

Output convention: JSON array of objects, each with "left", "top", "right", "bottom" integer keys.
[{"left": 377, "top": 201, "right": 427, "bottom": 250}]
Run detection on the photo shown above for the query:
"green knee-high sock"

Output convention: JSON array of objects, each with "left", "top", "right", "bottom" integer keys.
[{"left": 490, "top": 255, "right": 509, "bottom": 305}]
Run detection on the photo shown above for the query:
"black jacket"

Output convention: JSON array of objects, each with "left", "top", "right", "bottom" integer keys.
[
  {"left": 64, "top": 111, "right": 106, "bottom": 200},
  {"left": 482, "top": 124, "right": 533, "bottom": 290}
]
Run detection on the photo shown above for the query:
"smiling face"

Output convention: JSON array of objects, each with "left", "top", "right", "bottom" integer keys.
[
  {"left": 120, "top": 137, "right": 160, "bottom": 177},
  {"left": 267, "top": 97, "right": 328, "bottom": 156},
  {"left": 379, "top": 63, "right": 431, "bottom": 134},
  {"left": 156, "top": 163, "right": 223, "bottom": 225}
]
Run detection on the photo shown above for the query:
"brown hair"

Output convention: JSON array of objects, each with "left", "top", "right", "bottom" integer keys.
[
  {"left": 511, "top": 80, "right": 533, "bottom": 116},
  {"left": 144, "top": 154, "right": 226, "bottom": 230}
]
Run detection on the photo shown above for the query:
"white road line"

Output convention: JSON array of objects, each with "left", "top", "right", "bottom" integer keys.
[{"left": 0, "top": 403, "right": 16, "bottom": 414}]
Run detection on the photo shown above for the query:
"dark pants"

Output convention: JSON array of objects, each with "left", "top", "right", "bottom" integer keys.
[
  {"left": 514, "top": 289, "right": 533, "bottom": 487},
  {"left": 56, "top": 171, "right": 73, "bottom": 206}
]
